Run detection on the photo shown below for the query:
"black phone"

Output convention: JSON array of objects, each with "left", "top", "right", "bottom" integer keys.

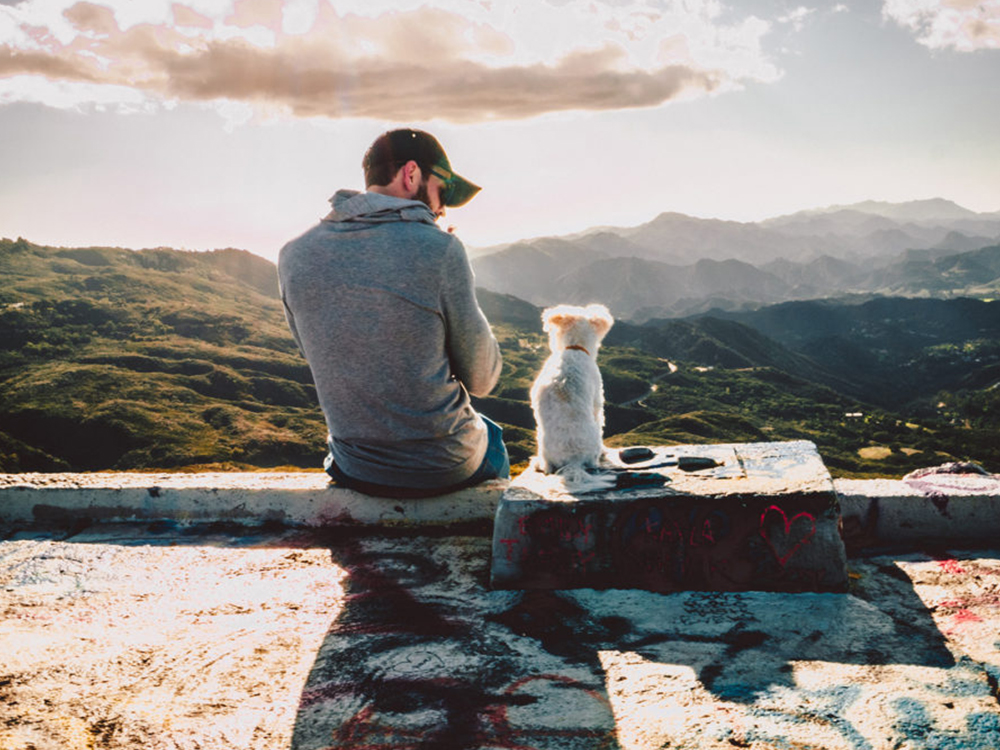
[{"left": 618, "top": 447, "right": 655, "bottom": 464}]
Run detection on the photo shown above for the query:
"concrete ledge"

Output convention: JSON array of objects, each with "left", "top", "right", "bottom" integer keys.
[
  {"left": 2, "top": 456, "right": 998, "bottom": 547},
  {"left": 836, "top": 471, "right": 1000, "bottom": 548},
  {"left": 0, "top": 472, "right": 507, "bottom": 528}
]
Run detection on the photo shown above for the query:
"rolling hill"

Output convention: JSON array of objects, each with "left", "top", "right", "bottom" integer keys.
[
  {"left": 2, "top": 232, "right": 999, "bottom": 477},
  {"left": 0, "top": 237, "right": 322, "bottom": 471}
]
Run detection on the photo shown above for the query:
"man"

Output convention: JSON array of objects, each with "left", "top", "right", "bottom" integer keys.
[{"left": 278, "top": 129, "right": 508, "bottom": 497}]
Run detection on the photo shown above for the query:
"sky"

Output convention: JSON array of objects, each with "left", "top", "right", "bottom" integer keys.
[{"left": 0, "top": 0, "right": 998, "bottom": 262}]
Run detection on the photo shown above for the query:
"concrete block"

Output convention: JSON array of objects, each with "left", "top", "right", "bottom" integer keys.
[
  {"left": 0, "top": 472, "right": 506, "bottom": 528},
  {"left": 837, "top": 470, "right": 1000, "bottom": 549},
  {"left": 491, "top": 441, "right": 847, "bottom": 592}
]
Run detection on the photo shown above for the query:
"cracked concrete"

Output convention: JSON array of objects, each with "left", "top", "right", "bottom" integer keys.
[{"left": 1, "top": 518, "right": 999, "bottom": 749}]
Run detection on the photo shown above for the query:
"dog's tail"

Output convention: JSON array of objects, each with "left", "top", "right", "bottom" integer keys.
[{"left": 553, "top": 463, "right": 618, "bottom": 494}]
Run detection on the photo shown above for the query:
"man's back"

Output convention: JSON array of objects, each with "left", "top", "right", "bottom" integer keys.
[{"left": 278, "top": 189, "right": 502, "bottom": 490}]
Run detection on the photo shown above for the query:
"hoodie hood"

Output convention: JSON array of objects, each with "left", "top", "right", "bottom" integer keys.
[{"left": 323, "top": 189, "right": 438, "bottom": 227}]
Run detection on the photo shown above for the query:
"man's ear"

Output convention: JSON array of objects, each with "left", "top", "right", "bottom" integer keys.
[{"left": 400, "top": 160, "right": 421, "bottom": 193}]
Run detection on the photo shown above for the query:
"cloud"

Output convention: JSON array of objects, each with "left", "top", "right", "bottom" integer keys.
[
  {"left": 883, "top": 0, "right": 1000, "bottom": 51},
  {"left": 0, "top": 0, "right": 781, "bottom": 122},
  {"left": 157, "top": 40, "right": 724, "bottom": 121},
  {"left": 777, "top": 6, "right": 815, "bottom": 32}
]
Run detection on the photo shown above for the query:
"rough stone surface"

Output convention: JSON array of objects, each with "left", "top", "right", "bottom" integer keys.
[
  {"left": 492, "top": 441, "right": 848, "bottom": 592},
  {"left": 1, "top": 521, "right": 999, "bottom": 749}
]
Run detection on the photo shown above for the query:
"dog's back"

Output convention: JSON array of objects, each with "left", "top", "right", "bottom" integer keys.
[
  {"left": 531, "top": 348, "right": 604, "bottom": 473},
  {"left": 530, "top": 304, "right": 614, "bottom": 478}
]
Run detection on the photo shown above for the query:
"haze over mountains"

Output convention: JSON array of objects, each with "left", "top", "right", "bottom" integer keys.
[{"left": 471, "top": 198, "right": 1000, "bottom": 320}]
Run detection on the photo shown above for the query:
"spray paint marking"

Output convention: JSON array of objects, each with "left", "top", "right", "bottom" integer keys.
[{"left": 759, "top": 505, "right": 816, "bottom": 568}]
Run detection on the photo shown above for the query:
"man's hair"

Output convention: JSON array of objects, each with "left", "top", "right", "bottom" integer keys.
[
  {"left": 364, "top": 158, "right": 423, "bottom": 188},
  {"left": 363, "top": 129, "right": 446, "bottom": 187}
]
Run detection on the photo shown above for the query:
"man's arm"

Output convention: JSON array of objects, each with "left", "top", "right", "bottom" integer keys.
[
  {"left": 441, "top": 238, "right": 502, "bottom": 397},
  {"left": 280, "top": 297, "right": 306, "bottom": 357}
]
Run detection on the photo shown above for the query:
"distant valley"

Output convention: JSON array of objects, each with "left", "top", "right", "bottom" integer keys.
[{"left": 472, "top": 198, "right": 1000, "bottom": 319}]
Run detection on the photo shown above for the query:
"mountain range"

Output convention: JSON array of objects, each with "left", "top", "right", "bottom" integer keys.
[
  {"left": 472, "top": 198, "right": 1000, "bottom": 319},
  {"left": 2, "top": 197, "right": 999, "bottom": 477}
]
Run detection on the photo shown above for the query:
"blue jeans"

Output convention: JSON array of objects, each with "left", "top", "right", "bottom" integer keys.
[{"left": 325, "top": 415, "right": 510, "bottom": 499}]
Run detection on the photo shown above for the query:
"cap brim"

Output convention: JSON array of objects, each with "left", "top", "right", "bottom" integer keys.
[{"left": 445, "top": 175, "right": 481, "bottom": 208}]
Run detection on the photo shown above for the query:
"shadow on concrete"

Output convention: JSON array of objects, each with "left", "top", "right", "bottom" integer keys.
[
  {"left": 290, "top": 527, "right": 622, "bottom": 749},
  {"left": 289, "top": 527, "right": 957, "bottom": 750},
  {"left": 0, "top": 520, "right": 960, "bottom": 749}
]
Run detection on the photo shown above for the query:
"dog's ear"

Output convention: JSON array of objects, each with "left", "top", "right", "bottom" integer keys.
[
  {"left": 542, "top": 305, "right": 575, "bottom": 332},
  {"left": 586, "top": 304, "right": 614, "bottom": 338}
]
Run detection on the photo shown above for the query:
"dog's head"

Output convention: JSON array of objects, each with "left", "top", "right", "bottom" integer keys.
[{"left": 541, "top": 303, "right": 614, "bottom": 354}]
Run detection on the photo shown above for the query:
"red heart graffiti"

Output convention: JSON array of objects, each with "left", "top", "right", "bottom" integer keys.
[{"left": 760, "top": 505, "right": 816, "bottom": 567}]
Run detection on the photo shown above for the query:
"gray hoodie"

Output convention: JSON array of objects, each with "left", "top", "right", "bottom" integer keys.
[{"left": 277, "top": 190, "right": 502, "bottom": 488}]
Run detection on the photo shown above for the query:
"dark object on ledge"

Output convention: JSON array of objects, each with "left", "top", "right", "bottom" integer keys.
[
  {"left": 619, "top": 446, "right": 655, "bottom": 464},
  {"left": 677, "top": 455, "right": 722, "bottom": 472},
  {"left": 613, "top": 471, "right": 670, "bottom": 490}
]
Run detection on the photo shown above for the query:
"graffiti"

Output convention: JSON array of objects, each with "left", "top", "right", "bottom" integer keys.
[
  {"left": 293, "top": 539, "right": 620, "bottom": 749},
  {"left": 518, "top": 513, "right": 593, "bottom": 544},
  {"left": 715, "top": 673, "right": 1000, "bottom": 750},
  {"left": 6, "top": 488, "right": 1000, "bottom": 749},
  {"left": 904, "top": 463, "right": 1000, "bottom": 504},
  {"left": 310, "top": 674, "right": 617, "bottom": 750},
  {"left": 290, "top": 529, "right": 999, "bottom": 750},
  {"left": 497, "top": 509, "right": 599, "bottom": 577},
  {"left": 496, "top": 497, "right": 831, "bottom": 591},
  {"left": 937, "top": 557, "right": 968, "bottom": 575},
  {"left": 892, "top": 697, "right": 1000, "bottom": 750},
  {"left": 608, "top": 499, "right": 826, "bottom": 591},
  {"left": 913, "top": 556, "right": 1000, "bottom": 634},
  {"left": 612, "top": 502, "right": 732, "bottom": 585},
  {"left": 759, "top": 505, "right": 816, "bottom": 567},
  {"left": 492, "top": 440, "right": 845, "bottom": 592},
  {"left": 738, "top": 683, "right": 874, "bottom": 750},
  {"left": 930, "top": 556, "right": 1000, "bottom": 581}
]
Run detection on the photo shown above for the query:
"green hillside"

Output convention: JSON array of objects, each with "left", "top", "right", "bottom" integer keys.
[
  {"left": 1, "top": 238, "right": 998, "bottom": 477},
  {"left": 0, "top": 238, "right": 322, "bottom": 471}
]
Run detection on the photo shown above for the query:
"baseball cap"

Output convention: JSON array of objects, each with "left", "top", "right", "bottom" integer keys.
[{"left": 362, "top": 129, "right": 482, "bottom": 207}]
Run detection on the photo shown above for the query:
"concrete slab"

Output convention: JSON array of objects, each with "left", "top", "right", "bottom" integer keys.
[
  {"left": 3, "top": 456, "right": 996, "bottom": 550},
  {"left": 0, "top": 472, "right": 507, "bottom": 528},
  {"left": 0, "top": 526, "right": 344, "bottom": 750},
  {"left": 492, "top": 441, "right": 848, "bottom": 592},
  {"left": 1, "top": 522, "right": 998, "bottom": 750},
  {"left": 838, "top": 470, "right": 1000, "bottom": 549}
]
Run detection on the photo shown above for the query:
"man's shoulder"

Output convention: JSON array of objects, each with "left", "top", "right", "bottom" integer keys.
[
  {"left": 390, "top": 220, "right": 467, "bottom": 259},
  {"left": 278, "top": 208, "right": 466, "bottom": 270},
  {"left": 278, "top": 220, "right": 466, "bottom": 279},
  {"left": 277, "top": 223, "right": 325, "bottom": 271}
]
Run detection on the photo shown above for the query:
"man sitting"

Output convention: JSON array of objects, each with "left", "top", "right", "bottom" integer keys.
[{"left": 278, "top": 129, "right": 509, "bottom": 497}]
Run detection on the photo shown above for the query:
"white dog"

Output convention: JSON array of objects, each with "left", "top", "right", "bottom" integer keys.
[{"left": 530, "top": 303, "right": 614, "bottom": 487}]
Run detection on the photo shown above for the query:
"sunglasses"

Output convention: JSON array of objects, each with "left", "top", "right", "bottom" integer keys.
[{"left": 429, "top": 164, "right": 459, "bottom": 206}]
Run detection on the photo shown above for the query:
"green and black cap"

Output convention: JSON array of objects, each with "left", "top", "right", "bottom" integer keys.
[{"left": 363, "top": 128, "right": 481, "bottom": 207}]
